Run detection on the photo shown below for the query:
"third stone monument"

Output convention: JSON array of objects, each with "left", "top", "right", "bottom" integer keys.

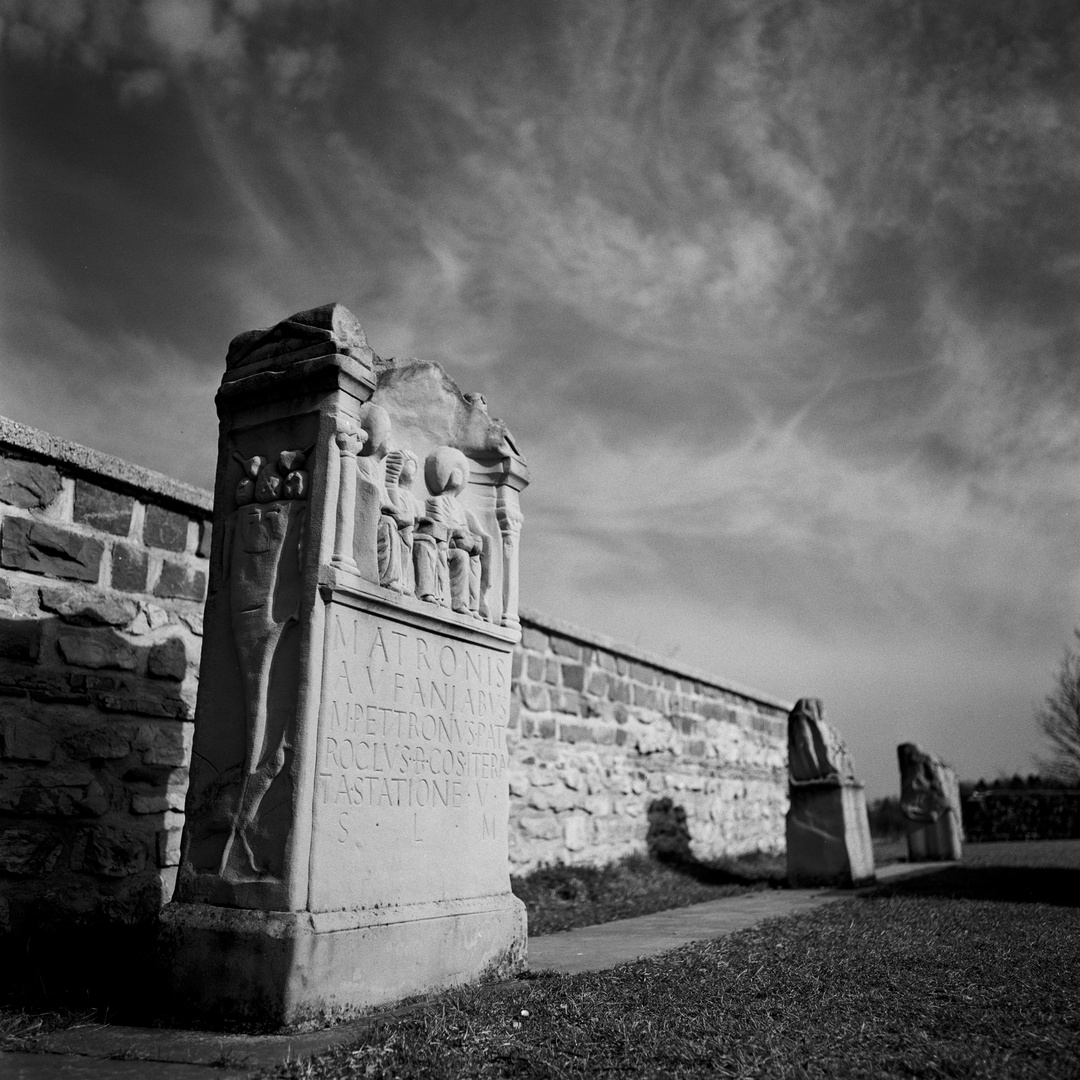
[
  {"left": 898, "top": 742, "right": 963, "bottom": 861},
  {"left": 162, "top": 304, "right": 528, "bottom": 1026}
]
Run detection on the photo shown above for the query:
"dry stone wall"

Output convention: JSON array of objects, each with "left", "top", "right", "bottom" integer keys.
[
  {"left": 506, "top": 610, "right": 789, "bottom": 873},
  {"left": 0, "top": 417, "right": 790, "bottom": 943},
  {"left": 0, "top": 418, "right": 210, "bottom": 940}
]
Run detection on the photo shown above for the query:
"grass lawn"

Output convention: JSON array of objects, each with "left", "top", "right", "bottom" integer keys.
[{"left": 259, "top": 844, "right": 1080, "bottom": 1079}]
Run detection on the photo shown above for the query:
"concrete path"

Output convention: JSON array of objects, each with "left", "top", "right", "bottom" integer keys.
[
  {"left": 526, "top": 861, "right": 948, "bottom": 975},
  {"left": 1, "top": 861, "right": 950, "bottom": 1078}
]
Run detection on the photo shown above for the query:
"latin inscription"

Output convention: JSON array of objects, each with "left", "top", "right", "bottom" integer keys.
[{"left": 318, "top": 614, "right": 511, "bottom": 830}]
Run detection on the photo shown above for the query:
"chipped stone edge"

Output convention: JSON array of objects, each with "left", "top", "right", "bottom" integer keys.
[
  {"left": 0, "top": 415, "right": 213, "bottom": 515},
  {"left": 518, "top": 605, "right": 794, "bottom": 714}
]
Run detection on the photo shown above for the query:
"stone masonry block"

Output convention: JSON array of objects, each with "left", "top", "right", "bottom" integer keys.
[
  {"left": 0, "top": 828, "right": 64, "bottom": 875},
  {"left": 132, "top": 791, "right": 185, "bottom": 814},
  {"left": 563, "top": 814, "right": 592, "bottom": 851},
  {"left": 0, "top": 712, "right": 54, "bottom": 761},
  {"left": 559, "top": 721, "right": 593, "bottom": 744},
  {"left": 136, "top": 721, "right": 193, "bottom": 765},
  {"left": 511, "top": 650, "right": 523, "bottom": 678},
  {"left": 518, "top": 815, "right": 561, "bottom": 840},
  {"left": 148, "top": 637, "right": 187, "bottom": 681},
  {"left": 39, "top": 586, "right": 136, "bottom": 627},
  {"left": 97, "top": 692, "right": 189, "bottom": 720},
  {"left": 77, "top": 825, "right": 149, "bottom": 877},
  {"left": 63, "top": 724, "right": 132, "bottom": 760},
  {"left": 56, "top": 627, "right": 140, "bottom": 671},
  {"left": 520, "top": 683, "right": 549, "bottom": 711},
  {"left": 73, "top": 480, "right": 134, "bottom": 536},
  {"left": 630, "top": 663, "right": 657, "bottom": 685},
  {"left": 1, "top": 518, "right": 104, "bottom": 582},
  {"left": 522, "top": 716, "right": 556, "bottom": 740},
  {"left": 520, "top": 625, "right": 549, "bottom": 653},
  {"left": 699, "top": 701, "right": 736, "bottom": 723},
  {"left": 586, "top": 670, "right": 609, "bottom": 697},
  {"left": 154, "top": 559, "right": 206, "bottom": 602},
  {"left": 111, "top": 542, "right": 149, "bottom": 592},
  {"left": 633, "top": 684, "right": 664, "bottom": 711},
  {"left": 0, "top": 617, "right": 42, "bottom": 662},
  {"left": 609, "top": 679, "right": 631, "bottom": 705},
  {"left": 554, "top": 689, "right": 582, "bottom": 715},
  {"left": 159, "top": 827, "right": 183, "bottom": 867},
  {"left": 550, "top": 637, "right": 583, "bottom": 661},
  {"left": 525, "top": 653, "right": 545, "bottom": 681},
  {"left": 197, "top": 521, "right": 212, "bottom": 559},
  {"left": 0, "top": 457, "right": 63, "bottom": 510},
  {"left": 143, "top": 504, "right": 190, "bottom": 552},
  {"left": 560, "top": 662, "right": 585, "bottom": 691}
]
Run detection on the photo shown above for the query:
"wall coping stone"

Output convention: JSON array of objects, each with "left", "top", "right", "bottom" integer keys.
[
  {"left": 518, "top": 606, "right": 794, "bottom": 713},
  {"left": 0, "top": 416, "right": 212, "bottom": 515}
]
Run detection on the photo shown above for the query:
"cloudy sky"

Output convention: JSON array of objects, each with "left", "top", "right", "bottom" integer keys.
[{"left": 4, "top": 0, "right": 1080, "bottom": 796}]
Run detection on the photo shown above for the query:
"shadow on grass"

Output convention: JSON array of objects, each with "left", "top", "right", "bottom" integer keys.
[{"left": 870, "top": 865, "right": 1080, "bottom": 908}]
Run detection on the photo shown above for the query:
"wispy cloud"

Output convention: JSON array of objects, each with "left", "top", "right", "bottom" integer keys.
[{"left": 4, "top": 0, "right": 1080, "bottom": 791}]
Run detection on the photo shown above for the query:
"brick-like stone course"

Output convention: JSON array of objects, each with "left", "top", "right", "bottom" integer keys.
[
  {"left": 0, "top": 432, "right": 208, "bottom": 941},
  {"left": 507, "top": 608, "right": 790, "bottom": 873}
]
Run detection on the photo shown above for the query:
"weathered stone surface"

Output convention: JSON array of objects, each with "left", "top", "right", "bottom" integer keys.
[
  {"left": 788, "top": 697, "right": 857, "bottom": 783},
  {"left": 197, "top": 520, "right": 212, "bottom": 559},
  {"left": 73, "top": 480, "right": 134, "bottom": 535},
  {"left": 0, "top": 827, "right": 63, "bottom": 874},
  {"left": 63, "top": 723, "right": 132, "bottom": 760},
  {"left": 56, "top": 627, "right": 139, "bottom": 671},
  {"left": 153, "top": 559, "right": 206, "bottom": 601},
  {"left": 1, "top": 517, "right": 104, "bottom": 582},
  {"left": 143, "top": 504, "right": 190, "bottom": 552},
  {"left": 0, "top": 456, "right": 62, "bottom": 509},
  {"left": 148, "top": 637, "right": 187, "bottom": 680},
  {"left": 77, "top": 826, "right": 148, "bottom": 876},
  {"left": 40, "top": 586, "right": 137, "bottom": 627},
  {"left": 0, "top": 712, "right": 54, "bottom": 761},
  {"left": 166, "top": 303, "right": 529, "bottom": 1026},
  {"left": 0, "top": 617, "right": 41, "bottom": 662},
  {"left": 898, "top": 742, "right": 962, "bottom": 861},
  {"left": 786, "top": 698, "right": 874, "bottom": 887},
  {"left": 111, "top": 542, "right": 149, "bottom": 592}
]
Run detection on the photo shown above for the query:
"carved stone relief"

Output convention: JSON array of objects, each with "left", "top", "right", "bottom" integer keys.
[
  {"left": 217, "top": 448, "right": 309, "bottom": 879},
  {"left": 787, "top": 697, "right": 858, "bottom": 785},
  {"left": 898, "top": 743, "right": 955, "bottom": 824},
  {"left": 333, "top": 421, "right": 500, "bottom": 625}
]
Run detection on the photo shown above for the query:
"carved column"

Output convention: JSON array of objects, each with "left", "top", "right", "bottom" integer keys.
[
  {"left": 331, "top": 420, "right": 365, "bottom": 574},
  {"left": 497, "top": 494, "right": 523, "bottom": 632}
]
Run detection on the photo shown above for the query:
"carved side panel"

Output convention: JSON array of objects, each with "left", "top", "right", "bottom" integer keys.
[{"left": 182, "top": 420, "right": 318, "bottom": 888}]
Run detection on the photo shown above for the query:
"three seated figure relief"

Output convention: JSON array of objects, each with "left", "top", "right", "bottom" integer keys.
[{"left": 357, "top": 427, "right": 492, "bottom": 622}]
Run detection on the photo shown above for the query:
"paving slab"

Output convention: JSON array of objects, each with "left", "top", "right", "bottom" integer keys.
[
  {"left": 0, "top": 1050, "right": 249, "bottom": 1079},
  {"left": 527, "top": 862, "right": 952, "bottom": 975},
  {"left": 26, "top": 1000, "right": 425, "bottom": 1071}
]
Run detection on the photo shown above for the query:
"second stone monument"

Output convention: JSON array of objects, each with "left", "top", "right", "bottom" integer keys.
[
  {"left": 786, "top": 698, "right": 875, "bottom": 887},
  {"left": 161, "top": 304, "right": 529, "bottom": 1026}
]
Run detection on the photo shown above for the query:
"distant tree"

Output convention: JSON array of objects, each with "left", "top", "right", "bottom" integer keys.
[{"left": 1034, "top": 629, "right": 1080, "bottom": 785}]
